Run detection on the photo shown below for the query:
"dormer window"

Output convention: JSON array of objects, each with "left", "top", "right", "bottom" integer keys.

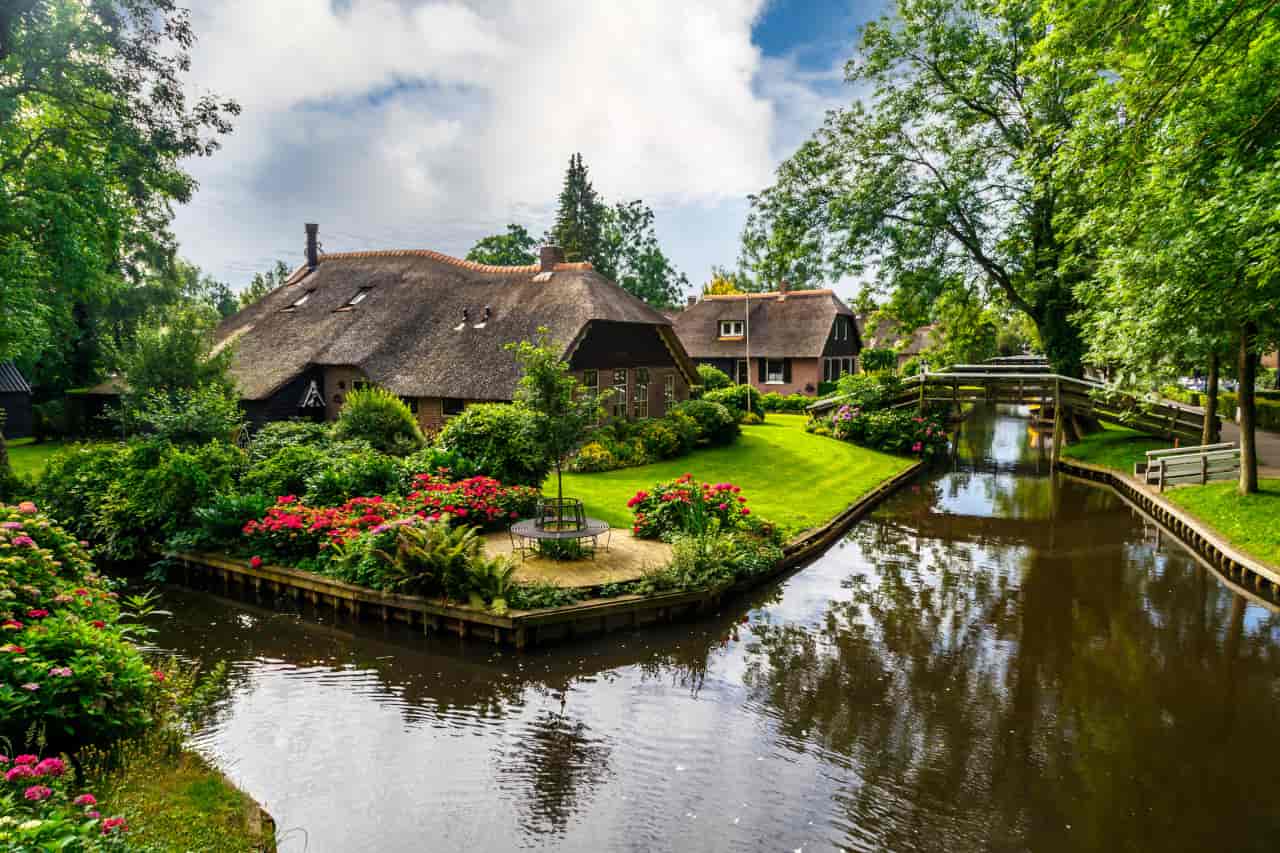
[
  {"left": 719, "top": 320, "right": 744, "bottom": 338},
  {"left": 347, "top": 288, "right": 371, "bottom": 307},
  {"left": 283, "top": 290, "right": 313, "bottom": 311}
]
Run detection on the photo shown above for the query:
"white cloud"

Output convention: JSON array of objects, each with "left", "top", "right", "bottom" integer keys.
[{"left": 174, "top": 0, "right": 851, "bottom": 289}]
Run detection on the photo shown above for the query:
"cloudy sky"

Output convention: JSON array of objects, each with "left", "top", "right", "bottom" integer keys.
[{"left": 175, "top": 0, "right": 888, "bottom": 298}]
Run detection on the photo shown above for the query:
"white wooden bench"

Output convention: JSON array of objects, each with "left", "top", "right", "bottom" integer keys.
[{"left": 1137, "top": 443, "right": 1240, "bottom": 491}]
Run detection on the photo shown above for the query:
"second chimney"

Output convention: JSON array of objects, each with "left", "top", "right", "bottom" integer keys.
[
  {"left": 540, "top": 245, "right": 565, "bottom": 272},
  {"left": 687, "top": 295, "right": 698, "bottom": 307},
  {"left": 305, "top": 223, "right": 319, "bottom": 270}
]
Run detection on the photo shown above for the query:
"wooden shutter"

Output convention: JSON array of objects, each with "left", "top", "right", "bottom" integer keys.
[
  {"left": 757, "top": 359, "right": 765, "bottom": 383},
  {"left": 783, "top": 359, "right": 792, "bottom": 383}
]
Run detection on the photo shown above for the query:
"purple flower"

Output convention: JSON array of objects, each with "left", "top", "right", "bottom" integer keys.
[
  {"left": 11, "top": 535, "right": 35, "bottom": 548},
  {"left": 50, "top": 667, "right": 73, "bottom": 678},
  {"left": 1, "top": 521, "right": 22, "bottom": 530}
]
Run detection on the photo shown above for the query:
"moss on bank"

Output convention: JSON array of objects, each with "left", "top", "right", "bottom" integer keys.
[{"left": 87, "top": 735, "right": 274, "bottom": 852}]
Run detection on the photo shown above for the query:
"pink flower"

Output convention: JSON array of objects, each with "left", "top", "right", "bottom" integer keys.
[
  {"left": 21, "top": 683, "right": 39, "bottom": 691},
  {"left": 0, "top": 755, "right": 7, "bottom": 764},
  {"left": 75, "top": 794, "right": 98, "bottom": 806},
  {"left": 24, "top": 784, "right": 53, "bottom": 801},
  {"left": 26, "top": 609, "right": 49, "bottom": 619},
  {"left": 14, "top": 755, "right": 37, "bottom": 766},
  {"left": 12, "top": 535, "right": 36, "bottom": 548},
  {"left": 912, "top": 442, "right": 923, "bottom": 453},
  {"left": 49, "top": 667, "right": 73, "bottom": 678},
  {"left": 101, "top": 816, "right": 129, "bottom": 834},
  {"left": 741, "top": 508, "right": 751, "bottom": 516},
  {"left": 718, "top": 503, "right": 728, "bottom": 510},
  {"left": 35, "top": 757, "right": 65, "bottom": 776},
  {"left": 2, "top": 620, "right": 22, "bottom": 630},
  {"left": 17, "top": 501, "right": 37, "bottom": 514},
  {"left": 1, "top": 644, "right": 25, "bottom": 653},
  {"left": 74, "top": 588, "right": 90, "bottom": 596},
  {"left": 86, "top": 810, "right": 101, "bottom": 819},
  {"left": 6, "top": 766, "right": 36, "bottom": 781},
  {"left": 1, "top": 521, "right": 22, "bottom": 529},
  {"left": 249, "top": 556, "right": 263, "bottom": 569},
  {"left": 152, "top": 670, "right": 166, "bottom": 682}
]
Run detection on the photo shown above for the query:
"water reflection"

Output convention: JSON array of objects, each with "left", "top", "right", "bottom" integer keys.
[{"left": 153, "top": 407, "right": 1280, "bottom": 852}]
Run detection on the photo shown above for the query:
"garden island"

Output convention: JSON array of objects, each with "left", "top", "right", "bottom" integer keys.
[{"left": 2, "top": 0, "right": 1280, "bottom": 851}]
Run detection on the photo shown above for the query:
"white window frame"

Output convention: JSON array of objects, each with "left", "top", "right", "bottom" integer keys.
[
  {"left": 347, "top": 288, "right": 370, "bottom": 306},
  {"left": 633, "top": 367, "right": 649, "bottom": 419},
  {"left": 766, "top": 359, "right": 785, "bottom": 385},
  {"left": 611, "top": 368, "right": 628, "bottom": 418},
  {"left": 662, "top": 373, "right": 675, "bottom": 411},
  {"left": 735, "top": 359, "right": 749, "bottom": 385},
  {"left": 285, "top": 290, "right": 312, "bottom": 310},
  {"left": 719, "top": 320, "right": 744, "bottom": 338}
]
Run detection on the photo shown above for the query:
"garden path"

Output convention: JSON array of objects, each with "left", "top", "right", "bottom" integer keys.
[{"left": 483, "top": 529, "right": 671, "bottom": 589}]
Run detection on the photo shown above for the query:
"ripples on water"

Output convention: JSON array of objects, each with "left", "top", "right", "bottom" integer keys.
[{"left": 152, "top": 409, "right": 1280, "bottom": 852}]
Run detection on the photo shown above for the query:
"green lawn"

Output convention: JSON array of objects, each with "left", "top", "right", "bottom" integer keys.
[
  {"left": 1061, "top": 422, "right": 1169, "bottom": 472},
  {"left": 7, "top": 437, "right": 69, "bottom": 480},
  {"left": 550, "top": 413, "right": 915, "bottom": 535},
  {"left": 1165, "top": 479, "right": 1280, "bottom": 569}
]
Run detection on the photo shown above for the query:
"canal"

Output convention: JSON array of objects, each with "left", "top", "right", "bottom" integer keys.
[{"left": 151, "top": 408, "right": 1280, "bottom": 852}]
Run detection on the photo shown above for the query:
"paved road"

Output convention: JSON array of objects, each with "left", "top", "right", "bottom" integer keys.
[{"left": 1221, "top": 421, "right": 1280, "bottom": 477}]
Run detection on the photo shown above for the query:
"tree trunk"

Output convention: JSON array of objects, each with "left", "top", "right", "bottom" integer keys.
[
  {"left": 1238, "top": 323, "right": 1258, "bottom": 495},
  {"left": 1202, "top": 350, "right": 1220, "bottom": 446}
]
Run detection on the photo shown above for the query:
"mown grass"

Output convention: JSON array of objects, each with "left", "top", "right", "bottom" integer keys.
[
  {"left": 1060, "top": 422, "right": 1170, "bottom": 472},
  {"left": 551, "top": 413, "right": 915, "bottom": 535},
  {"left": 7, "top": 437, "right": 69, "bottom": 480},
  {"left": 1164, "top": 479, "right": 1280, "bottom": 569},
  {"left": 90, "top": 735, "right": 273, "bottom": 852}
]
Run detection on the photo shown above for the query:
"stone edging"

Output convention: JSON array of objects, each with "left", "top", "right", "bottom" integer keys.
[
  {"left": 176, "top": 460, "right": 924, "bottom": 649},
  {"left": 1057, "top": 458, "right": 1280, "bottom": 596}
]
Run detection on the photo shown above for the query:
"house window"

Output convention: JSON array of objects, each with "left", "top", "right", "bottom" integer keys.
[
  {"left": 633, "top": 368, "right": 649, "bottom": 419},
  {"left": 766, "top": 359, "right": 786, "bottom": 384},
  {"left": 719, "top": 320, "right": 744, "bottom": 338},
  {"left": 663, "top": 374, "right": 675, "bottom": 411},
  {"left": 442, "top": 398, "right": 465, "bottom": 417},
  {"left": 581, "top": 369, "right": 599, "bottom": 395},
  {"left": 735, "top": 359, "right": 749, "bottom": 385},
  {"left": 283, "top": 290, "right": 313, "bottom": 310},
  {"left": 823, "top": 356, "right": 855, "bottom": 382},
  {"left": 400, "top": 396, "right": 419, "bottom": 414},
  {"left": 347, "top": 288, "right": 371, "bottom": 307},
  {"left": 611, "top": 369, "right": 628, "bottom": 418}
]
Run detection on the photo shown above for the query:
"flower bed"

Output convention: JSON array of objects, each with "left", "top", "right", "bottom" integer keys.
[
  {"left": 627, "top": 475, "right": 752, "bottom": 539},
  {"left": 0, "top": 753, "right": 130, "bottom": 849},
  {"left": 808, "top": 406, "right": 949, "bottom": 459}
]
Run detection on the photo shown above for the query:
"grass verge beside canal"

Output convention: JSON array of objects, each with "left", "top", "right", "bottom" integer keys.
[
  {"left": 87, "top": 736, "right": 274, "bottom": 852},
  {"left": 1062, "top": 424, "right": 1280, "bottom": 570},
  {"left": 552, "top": 413, "right": 915, "bottom": 535}
]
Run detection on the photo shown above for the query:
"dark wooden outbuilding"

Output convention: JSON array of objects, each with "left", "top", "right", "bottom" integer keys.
[{"left": 0, "top": 362, "right": 33, "bottom": 439}]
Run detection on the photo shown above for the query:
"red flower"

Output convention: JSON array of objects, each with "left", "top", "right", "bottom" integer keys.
[
  {"left": 26, "top": 609, "right": 48, "bottom": 619},
  {"left": 152, "top": 670, "right": 166, "bottom": 682},
  {"left": 249, "top": 556, "right": 263, "bottom": 569},
  {"left": 91, "top": 620, "right": 106, "bottom": 629}
]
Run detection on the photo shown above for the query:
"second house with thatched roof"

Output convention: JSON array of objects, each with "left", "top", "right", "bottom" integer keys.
[{"left": 213, "top": 225, "right": 699, "bottom": 431}]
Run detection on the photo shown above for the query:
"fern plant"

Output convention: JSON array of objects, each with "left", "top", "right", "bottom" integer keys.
[{"left": 372, "top": 519, "right": 481, "bottom": 600}]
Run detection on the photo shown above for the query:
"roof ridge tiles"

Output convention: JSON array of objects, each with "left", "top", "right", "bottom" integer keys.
[{"left": 316, "top": 249, "right": 540, "bottom": 274}]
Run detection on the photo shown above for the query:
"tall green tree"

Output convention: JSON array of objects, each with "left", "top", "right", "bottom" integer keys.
[
  {"left": 742, "top": 0, "right": 1092, "bottom": 375},
  {"left": 1042, "top": 0, "right": 1280, "bottom": 492},
  {"left": 600, "top": 200, "right": 689, "bottom": 308},
  {"left": 466, "top": 224, "right": 538, "bottom": 266},
  {"left": 548, "top": 153, "right": 609, "bottom": 271},
  {"left": 238, "top": 260, "right": 292, "bottom": 309}
]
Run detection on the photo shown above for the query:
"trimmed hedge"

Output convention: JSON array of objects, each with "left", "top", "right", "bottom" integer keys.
[{"left": 704, "top": 385, "right": 765, "bottom": 421}]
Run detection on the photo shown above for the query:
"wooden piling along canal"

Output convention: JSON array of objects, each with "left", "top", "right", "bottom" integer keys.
[{"left": 177, "top": 462, "right": 925, "bottom": 649}]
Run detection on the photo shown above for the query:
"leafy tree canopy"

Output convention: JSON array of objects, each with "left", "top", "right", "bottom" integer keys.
[
  {"left": 466, "top": 224, "right": 538, "bottom": 267},
  {"left": 600, "top": 200, "right": 689, "bottom": 308},
  {"left": 238, "top": 260, "right": 292, "bottom": 309}
]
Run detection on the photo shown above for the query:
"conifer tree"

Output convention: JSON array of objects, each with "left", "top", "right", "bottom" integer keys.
[{"left": 549, "top": 153, "right": 608, "bottom": 273}]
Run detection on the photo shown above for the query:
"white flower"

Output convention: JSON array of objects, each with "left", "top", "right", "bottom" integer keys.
[{"left": 19, "top": 819, "right": 44, "bottom": 830}]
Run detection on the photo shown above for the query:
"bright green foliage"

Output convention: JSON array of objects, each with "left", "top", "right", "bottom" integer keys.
[
  {"left": 466, "top": 224, "right": 538, "bottom": 266},
  {"left": 246, "top": 419, "right": 334, "bottom": 463},
  {"left": 506, "top": 329, "right": 603, "bottom": 501},
  {"left": 555, "top": 414, "right": 913, "bottom": 535},
  {"left": 1060, "top": 423, "right": 1168, "bottom": 473},
  {"left": 600, "top": 200, "right": 690, "bottom": 307},
  {"left": 858, "top": 348, "right": 896, "bottom": 373},
  {"left": 237, "top": 260, "right": 291, "bottom": 309},
  {"left": 0, "top": 1, "right": 238, "bottom": 379},
  {"left": 240, "top": 444, "right": 333, "bottom": 500},
  {"left": 834, "top": 372, "right": 903, "bottom": 410},
  {"left": 671, "top": 400, "right": 740, "bottom": 446},
  {"left": 742, "top": 0, "right": 1092, "bottom": 375},
  {"left": 549, "top": 153, "right": 609, "bottom": 269},
  {"left": 696, "top": 364, "right": 734, "bottom": 392},
  {"left": 1165, "top": 480, "right": 1280, "bottom": 569},
  {"left": 361, "top": 517, "right": 486, "bottom": 601},
  {"left": 761, "top": 392, "right": 811, "bottom": 413},
  {"left": 333, "top": 386, "right": 425, "bottom": 455},
  {"left": 437, "top": 403, "right": 551, "bottom": 487},
  {"left": 132, "top": 385, "right": 245, "bottom": 445},
  {"left": 816, "top": 405, "right": 949, "bottom": 459},
  {"left": 703, "top": 385, "right": 765, "bottom": 421},
  {"left": 0, "top": 502, "right": 158, "bottom": 753}
]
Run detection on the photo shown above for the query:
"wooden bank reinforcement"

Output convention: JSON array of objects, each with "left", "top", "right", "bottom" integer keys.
[{"left": 176, "top": 461, "right": 924, "bottom": 649}]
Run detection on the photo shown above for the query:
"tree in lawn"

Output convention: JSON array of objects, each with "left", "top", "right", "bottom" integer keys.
[
  {"left": 741, "top": 0, "right": 1094, "bottom": 377},
  {"left": 506, "top": 329, "right": 606, "bottom": 523},
  {"left": 467, "top": 224, "right": 539, "bottom": 266},
  {"left": 1041, "top": 0, "right": 1280, "bottom": 492},
  {"left": 0, "top": 0, "right": 238, "bottom": 465},
  {"left": 549, "top": 153, "right": 610, "bottom": 272}
]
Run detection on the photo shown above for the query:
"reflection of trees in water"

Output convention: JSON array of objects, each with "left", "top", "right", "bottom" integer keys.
[
  {"left": 495, "top": 706, "right": 612, "bottom": 839},
  {"left": 743, "top": 512, "right": 1280, "bottom": 852}
]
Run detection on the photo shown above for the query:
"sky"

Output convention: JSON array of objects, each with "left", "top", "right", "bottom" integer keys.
[{"left": 174, "top": 0, "right": 889, "bottom": 299}]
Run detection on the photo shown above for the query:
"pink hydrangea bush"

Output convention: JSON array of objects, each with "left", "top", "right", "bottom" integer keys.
[
  {"left": 628, "top": 475, "right": 753, "bottom": 539},
  {"left": 0, "top": 751, "right": 130, "bottom": 848}
]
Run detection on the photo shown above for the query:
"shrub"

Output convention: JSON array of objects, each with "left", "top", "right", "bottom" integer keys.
[
  {"left": 332, "top": 517, "right": 484, "bottom": 601},
  {"left": 628, "top": 474, "right": 752, "bottom": 539},
  {"left": 302, "top": 451, "right": 402, "bottom": 506},
  {"left": 827, "top": 405, "right": 948, "bottom": 458},
  {"left": 437, "top": 403, "right": 550, "bottom": 486},
  {"left": 0, "top": 751, "right": 133, "bottom": 848},
  {"left": 833, "top": 372, "right": 904, "bottom": 412},
  {"left": 239, "top": 443, "right": 332, "bottom": 500},
  {"left": 403, "top": 474, "right": 538, "bottom": 529},
  {"left": 817, "top": 381, "right": 838, "bottom": 396},
  {"left": 131, "top": 384, "right": 245, "bottom": 445},
  {"left": 901, "top": 356, "right": 924, "bottom": 377},
  {"left": 247, "top": 419, "right": 334, "bottom": 462},
  {"left": 334, "top": 386, "right": 424, "bottom": 455},
  {"left": 638, "top": 419, "right": 682, "bottom": 459},
  {"left": 859, "top": 347, "right": 897, "bottom": 373},
  {"left": 38, "top": 441, "right": 246, "bottom": 562},
  {"left": 31, "top": 399, "right": 70, "bottom": 442},
  {"left": 696, "top": 364, "right": 734, "bottom": 392},
  {"left": 0, "top": 502, "right": 159, "bottom": 754},
  {"left": 396, "top": 445, "right": 481, "bottom": 490},
  {"left": 182, "top": 492, "right": 276, "bottom": 552},
  {"left": 569, "top": 441, "right": 618, "bottom": 473},
  {"left": 703, "top": 385, "right": 765, "bottom": 420},
  {"left": 671, "top": 400, "right": 740, "bottom": 446},
  {"left": 241, "top": 495, "right": 396, "bottom": 564},
  {"left": 761, "top": 392, "right": 810, "bottom": 413},
  {"left": 631, "top": 527, "right": 784, "bottom": 594}
]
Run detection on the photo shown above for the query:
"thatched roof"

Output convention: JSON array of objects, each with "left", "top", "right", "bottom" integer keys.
[
  {"left": 214, "top": 249, "right": 694, "bottom": 402},
  {"left": 671, "top": 290, "right": 857, "bottom": 359},
  {"left": 857, "top": 316, "right": 938, "bottom": 356}
]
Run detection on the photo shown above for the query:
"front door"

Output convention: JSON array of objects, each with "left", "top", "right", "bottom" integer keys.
[{"left": 735, "top": 359, "right": 749, "bottom": 385}]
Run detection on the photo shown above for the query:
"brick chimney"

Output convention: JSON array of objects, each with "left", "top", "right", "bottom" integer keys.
[
  {"left": 540, "top": 245, "right": 565, "bottom": 272},
  {"left": 686, "top": 295, "right": 698, "bottom": 307},
  {"left": 305, "top": 223, "right": 319, "bottom": 270}
]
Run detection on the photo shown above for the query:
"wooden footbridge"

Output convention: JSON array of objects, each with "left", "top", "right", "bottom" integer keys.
[{"left": 809, "top": 359, "right": 1215, "bottom": 445}]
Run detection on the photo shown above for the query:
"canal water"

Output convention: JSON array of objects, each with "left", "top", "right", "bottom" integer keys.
[{"left": 152, "top": 408, "right": 1280, "bottom": 852}]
